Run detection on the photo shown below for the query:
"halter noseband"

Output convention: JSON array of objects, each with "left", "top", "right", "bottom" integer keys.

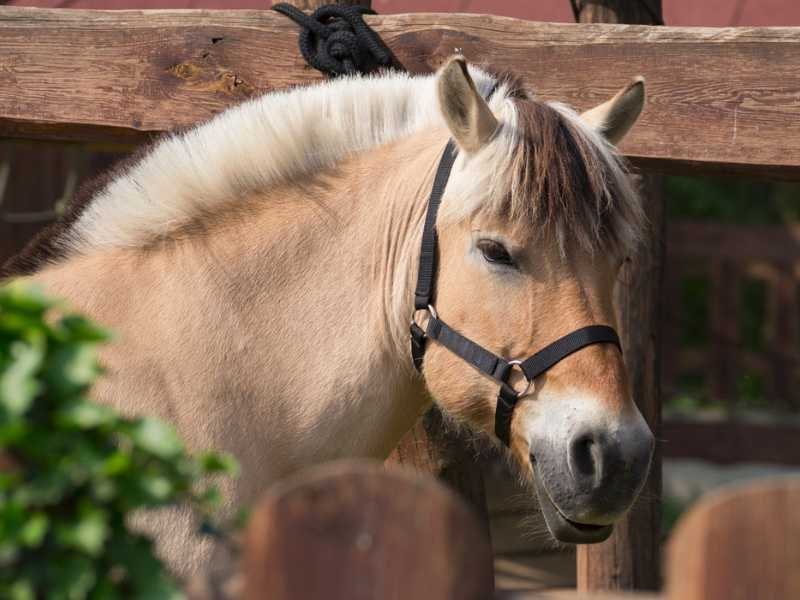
[{"left": 410, "top": 87, "right": 622, "bottom": 447}]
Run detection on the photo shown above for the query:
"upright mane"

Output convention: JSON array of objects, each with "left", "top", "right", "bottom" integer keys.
[{"left": 4, "top": 65, "right": 642, "bottom": 276}]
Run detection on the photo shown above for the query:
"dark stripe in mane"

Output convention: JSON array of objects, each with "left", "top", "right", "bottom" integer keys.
[{"left": 509, "top": 93, "right": 641, "bottom": 254}]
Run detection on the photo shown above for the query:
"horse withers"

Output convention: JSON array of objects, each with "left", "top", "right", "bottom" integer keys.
[{"left": 4, "top": 56, "right": 654, "bottom": 573}]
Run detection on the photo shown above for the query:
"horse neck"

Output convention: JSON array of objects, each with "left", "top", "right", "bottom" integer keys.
[{"left": 30, "top": 127, "right": 448, "bottom": 466}]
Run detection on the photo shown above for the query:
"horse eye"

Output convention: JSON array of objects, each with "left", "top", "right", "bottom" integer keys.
[{"left": 477, "top": 239, "right": 515, "bottom": 267}]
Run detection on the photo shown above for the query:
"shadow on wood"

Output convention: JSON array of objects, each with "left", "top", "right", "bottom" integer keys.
[{"left": 244, "top": 460, "right": 494, "bottom": 600}]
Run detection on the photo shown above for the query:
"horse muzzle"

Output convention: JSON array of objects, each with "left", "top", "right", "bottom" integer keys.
[{"left": 529, "top": 409, "right": 655, "bottom": 544}]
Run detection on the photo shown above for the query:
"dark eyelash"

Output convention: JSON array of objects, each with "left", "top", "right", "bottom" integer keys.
[{"left": 477, "top": 239, "right": 515, "bottom": 267}]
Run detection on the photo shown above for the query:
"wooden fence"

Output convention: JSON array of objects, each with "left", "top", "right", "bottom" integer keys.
[
  {"left": 662, "top": 221, "right": 800, "bottom": 465},
  {"left": 231, "top": 460, "right": 800, "bottom": 600}
]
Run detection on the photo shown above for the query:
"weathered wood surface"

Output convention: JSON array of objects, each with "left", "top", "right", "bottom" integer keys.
[
  {"left": 665, "top": 477, "right": 800, "bottom": 600},
  {"left": 662, "top": 419, "right": 800, "bottom": 465},
  {"left": 576, "top": 0, "right": 663, "bottom": 594},
  {"left": 669, "top": 222, "right": 800, "bottom": 263},
  {"left": 1, "top": 8, "right": 800, "bottom": 177},
  {"left": 244, "top": 460, "right": 494, "bottom": 600}
]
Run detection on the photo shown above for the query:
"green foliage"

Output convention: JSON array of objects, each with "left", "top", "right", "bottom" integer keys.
[
  {"left": 666, "top": 176, "right": 800, "bottom": 225},
  {"left": 0, "top": 281, "right": 238, "bottom": 599}
]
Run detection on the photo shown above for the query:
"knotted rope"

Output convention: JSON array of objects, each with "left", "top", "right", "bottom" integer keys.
[{"left": 272, "top": 3, "right": 398, "bottom": 77}]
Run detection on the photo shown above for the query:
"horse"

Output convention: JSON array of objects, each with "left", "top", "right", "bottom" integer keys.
[{"left": 3, "top": 56, "right": 654, "bottom": 575}]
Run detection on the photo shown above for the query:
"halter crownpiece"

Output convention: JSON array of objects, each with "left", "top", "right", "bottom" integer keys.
[{"left": 410, "top": 87, "right": 622, "bottom": 447}]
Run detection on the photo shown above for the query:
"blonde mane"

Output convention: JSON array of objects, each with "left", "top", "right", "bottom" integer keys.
[{"left": 7, "top": 65, "right": 642, "bottom": 274}]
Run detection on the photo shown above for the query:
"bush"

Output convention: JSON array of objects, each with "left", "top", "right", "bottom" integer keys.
[{"left": 0, "top": 282, "right": 238, "bottom": 599}]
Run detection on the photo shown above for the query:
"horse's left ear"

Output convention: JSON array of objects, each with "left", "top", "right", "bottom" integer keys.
[
  {"left": 437, "top": 56, "right": 499, "bottom": 153},
  {"left": 580, "top": 77, "right": 645, "bottom": 145}
]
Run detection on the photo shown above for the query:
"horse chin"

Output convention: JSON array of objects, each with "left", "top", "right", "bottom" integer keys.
[{"left": 532, "top": 467, "right": 614, "bottom": 544}]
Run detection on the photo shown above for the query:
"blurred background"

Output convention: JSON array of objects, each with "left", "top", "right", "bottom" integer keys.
[{"left": 2, "top": 0, "right": 799, "bottom": 593}]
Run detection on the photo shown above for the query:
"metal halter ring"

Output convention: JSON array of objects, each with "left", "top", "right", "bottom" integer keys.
[
  {"left": 411, "top": 304, "right": 438, "bottom": 328},
  {"left": 508, "top": 360, "right": 534, "bottom": 397}
]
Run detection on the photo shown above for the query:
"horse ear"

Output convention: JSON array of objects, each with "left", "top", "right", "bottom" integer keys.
[
  {"left": 580, "top": 77, "right": 646, "bottom": 145},
  {"left": 437, "top": 56, "right": 499, "bottom": 153}
]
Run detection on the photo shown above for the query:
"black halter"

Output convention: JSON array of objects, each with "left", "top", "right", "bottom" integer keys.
[{"left": 410, "top": 95, "right": 622, "bottom": 447}]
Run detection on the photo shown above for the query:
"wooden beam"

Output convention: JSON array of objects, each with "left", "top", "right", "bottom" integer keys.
[
  {"left": 669, "top": 222, "right": 800, "bottom": 264},
  {"left": 1, "top": 8, "right": 800, "bottom": 178},
  {"left": 663, "top": 419, "right": 800, "bottom": 466}
]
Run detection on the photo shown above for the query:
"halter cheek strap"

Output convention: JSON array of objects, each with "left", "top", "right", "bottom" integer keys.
[{"left": 410, "top": 114, "right": 622, "bottom": 447}]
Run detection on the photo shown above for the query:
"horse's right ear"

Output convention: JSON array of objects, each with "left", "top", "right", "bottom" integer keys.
[
  {"left": 437, "top": 56, "right": 498, "bottom": 153},
  {"left": 579, "top": 77, "right": 646, "bottom": 146}
]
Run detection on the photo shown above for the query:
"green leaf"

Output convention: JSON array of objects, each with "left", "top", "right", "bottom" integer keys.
[
  {"left": 20, "top": 513, "right": 48, "bottom": 548},
  {"left": 100, "top": 452, "right": 130, "bottom": 477},
  {"left": 58, "top": 400, "right": 116, "bottom": 429},
  {"left": 130, "top": 418, "right": 183, "bottom": 459},
  {"left": 44, "top": 343, "right": 101, "bottom": 396},
  {"left": 0, "top": 281, "right": 55, "bottom": 316},
  {"left": 139, "top": 474, "right": 174, "bottom": 502},
  {"left": 7, "top": 579, "right": 34, "bottom": 600},
  {"left": 0, "top": 340, "right": 44, "bottom": 416},
  {"left": 58, "top": 316, "right": 112, "bottom": 344},
  {"left": 198, "top": 452, "right": 240, "bottom": 477},
  {"left": 56, "top": 507, "right": 109, "bottom": 556},
  {"left": 48, "top": 556, "right": 96, "bottom": 600}
]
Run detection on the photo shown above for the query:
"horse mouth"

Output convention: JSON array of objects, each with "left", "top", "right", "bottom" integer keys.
[{"left": 532, "top": 467, "right": 614, "bottom": 544}]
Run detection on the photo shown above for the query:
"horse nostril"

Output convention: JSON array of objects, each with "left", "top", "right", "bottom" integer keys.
[{"left": 569, "top": 433, "right": 603, "bottom": 487}]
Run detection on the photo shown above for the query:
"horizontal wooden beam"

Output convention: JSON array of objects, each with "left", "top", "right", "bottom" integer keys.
[
  {"left": 662, "top": 419, "right": 800, "bottom": 465},
  {"left": 1, "top": 8, "right": 800, "bottom": 178},
  {"left": 669, "top": 222, "right": 800, "bottom": 263}
]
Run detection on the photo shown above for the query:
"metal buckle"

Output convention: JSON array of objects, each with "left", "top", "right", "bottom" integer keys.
[
  {"left": 410, "top": 304, "right": 438, "bottom": 329},
  {"left": 508, "top": 360, "right": 534, "bottom": 397}
]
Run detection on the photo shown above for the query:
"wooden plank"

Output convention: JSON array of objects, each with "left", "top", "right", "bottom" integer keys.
[
  {"left": 662, "top": 419, "right": 800, "bottom": 465},
  {"left": 665, "top": 477, "right": 800, "bottom": 600},
  {"left": 244, "top": 460, "right": 494, "bottom": 600},
  {"left": 1, "top": 8, "right": 800, "bottom": 177},
  {"left": 669, "top": 222, "right": 800, "bottom": 263},
  {"left": 576, "top": 0, "right": 663, "bottom": 594}
]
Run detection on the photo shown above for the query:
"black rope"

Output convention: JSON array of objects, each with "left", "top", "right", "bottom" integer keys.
[
  {"left": 272, "top": 3, "right": 399, "bottom": 77},
  {"left": 569, "top": 0, "right": 665, "bottom": 26}
]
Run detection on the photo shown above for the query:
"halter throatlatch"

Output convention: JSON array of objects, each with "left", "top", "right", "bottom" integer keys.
[
  {"left": 272, "top": 3, "right": 397, "bottom": 77},
  {"left": 410, "top": 116, "right": 622, "bottom": 447}
]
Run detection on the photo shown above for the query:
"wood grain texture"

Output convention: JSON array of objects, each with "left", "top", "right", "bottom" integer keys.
[
  {"left": 576, "top": 1, "right": 663, "bottom": 594},
  {"left": 244, "top": 460, "right": 494, "bottom": 600},
  {"left": 1, "top": 7, "right": 800, "bottom": 177},
  {"left": 665, "top": 477, "right": 800, "bottom": 600}
]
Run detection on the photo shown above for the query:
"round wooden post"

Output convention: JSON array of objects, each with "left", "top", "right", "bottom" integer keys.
[
  {"left": 573, "top": 0, "right": 665, "bottom": 593},
  {"left": 245, "top": 461, "right": 495, "bottom": 600},
  {"left": 666, "top": 478, "right": 800, "bottom": 600}
]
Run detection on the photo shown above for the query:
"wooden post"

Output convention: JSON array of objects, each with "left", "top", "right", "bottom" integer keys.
[
  {"left": 275, "top": 0, "right": 492, "bottom": 541},
  {"left": 244, "top": 461, "right": 494, "bottom": 600},
  {"left": 574, "top": 0, "right": 664, "bottom": 593},
  {"left": 665, "top": 477, "right": 800, "bottom": 600}
]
